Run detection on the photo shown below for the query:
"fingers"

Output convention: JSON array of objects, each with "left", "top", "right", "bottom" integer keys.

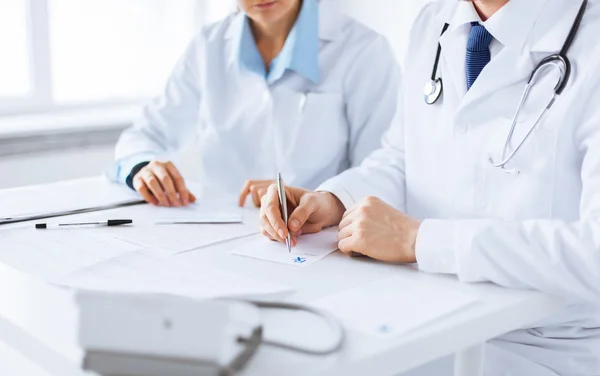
[
  {"left": 260, "top": 216, "right": 282, "bottom": 242},
  {"left": 299, "top": 222, "right": 322, "bottom": 235},
  {"left": 238, "top": 180, "right": 252, "bottom": 207},
  {"left": 339, "top": 205, "right": 358, "bottom": 229},
  {"left": 152, "top": 164, "right": 179, "bottom": 206},
  {"left": 260, "top": 184, "right": 288, "bottom": 243},
  {"left": 337, "top": 223, "right": 353, "bottom": 242},
  {"left": 134, "top": 161, "right": 192, "bottom": 207},
  {"left": 251, "top": 185, "right": 262, "bottom": 208},
  {"left": 337, "top": 236, "right": 356, "bottom": 255},
  {"left": 133, "top": 177, "right": 158, "bottom": 205},
  {"left": 288, "top": 195, "right": 319, "bottom": 233},
  {"left": 164, "top": 162, "right": 190, "bottom": 206},
  {"left": 252, "top": 186, "right": 268, "bottom": 207},
  {"left": 140, "top": 169, "right": 168, "bottom": 206},
  {"left": 239, "top": 180, "right": 273, "bottom": 208}
]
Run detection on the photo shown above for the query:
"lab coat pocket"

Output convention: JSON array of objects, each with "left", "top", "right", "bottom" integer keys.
[{"left": 284, "top": 93, "right": 347, "bottom": 174}]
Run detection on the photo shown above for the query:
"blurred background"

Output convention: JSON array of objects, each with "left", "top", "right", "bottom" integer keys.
[
  {"left": 0, "top": 0, "right": 431, "bottom": 190},
  {"left": 0, "top": 1, "right": 430, "bottom": 373}
]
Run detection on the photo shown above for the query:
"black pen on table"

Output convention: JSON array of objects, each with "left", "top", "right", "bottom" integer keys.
[
  {"left": 276, "top": 173, "right": 292, "bottom": 253},
  {"left": 35, "top": 219, "right": 133, "bottom": 229}
]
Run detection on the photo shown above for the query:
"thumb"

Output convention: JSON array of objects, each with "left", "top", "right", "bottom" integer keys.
[{"left": 288, "top": 194, "right": 319, "bottom": 232}]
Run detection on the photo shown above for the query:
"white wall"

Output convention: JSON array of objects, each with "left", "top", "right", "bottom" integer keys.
[
  {"left": 0, "top": 145, "right": 114, "bottom": 189},
  {"left": 336, "top": 0, "right": 431, "bottom": 63},
  {"left": 2, "top": 0, "right": 431, "bottom": 191}
]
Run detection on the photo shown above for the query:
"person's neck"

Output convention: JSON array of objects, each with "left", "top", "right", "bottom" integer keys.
[
  {"left": 250, "top": 2, "right": 302, "bottom": 69},
  {"left": 471, "top": 0, "right": 510, "bottom": 21}
]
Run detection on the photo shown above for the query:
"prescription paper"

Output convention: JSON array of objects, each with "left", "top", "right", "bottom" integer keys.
[
  {"left": 312, "top": 276, "right": 478, "bottom": 338},
  {"left": 230, "top": 228, "right": 339, "bottom": 267}
]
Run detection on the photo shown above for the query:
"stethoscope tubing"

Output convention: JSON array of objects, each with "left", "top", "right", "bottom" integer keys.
[{"left": 425, "top": 0, "right": 587, "bottom": 173}]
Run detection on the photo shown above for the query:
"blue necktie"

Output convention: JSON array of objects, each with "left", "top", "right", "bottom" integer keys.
[{"left": 466, "top": 22, "right": 493, "bottom": 90}]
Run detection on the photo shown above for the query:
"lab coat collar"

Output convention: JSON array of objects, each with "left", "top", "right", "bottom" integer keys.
[
  {"left": 530, "top": 0, "right": 586, "bottom": 53},
  {"left": 438, "top": 0, "right": 546, "bottom": 105},
  {"left": 448, "top": 0, "right": 547, "bottom": 53},
  {"left": 483, "top": 0, "right": 548, "bottom": 53},
  {"left": 448, "top": 0, "right": 480, "bottom": 33}
]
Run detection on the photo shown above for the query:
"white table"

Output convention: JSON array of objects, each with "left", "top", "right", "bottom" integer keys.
[{"left": 0, "top": 183, "right": 564, "bottom": 376}]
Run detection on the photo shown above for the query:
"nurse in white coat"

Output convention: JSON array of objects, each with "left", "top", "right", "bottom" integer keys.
[
  {"left": 109, "top": 0, "right": 399, "bottom": 208},
  {"left": 260, "top": 0, "right": 600, "bottom": 374}
]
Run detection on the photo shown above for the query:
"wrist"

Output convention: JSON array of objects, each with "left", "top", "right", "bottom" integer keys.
[
  {"left": 321, "top": 191, "right": 346, "bottom": 227},
  {"left": 408, "top": 219, "right": 422, "bottom": 262}
]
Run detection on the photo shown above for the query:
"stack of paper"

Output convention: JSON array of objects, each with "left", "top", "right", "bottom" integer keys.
[
  {"left": 0, "top": 227, "right": 291, "bottom": 299},
  {"left": 230, "top": 228, "right": 339, "bottom": 267},
  {"left": 312, "top": 276, "right": 478, "bottom": 338},
  {"left": 0, "top": 177, "right": 142, "bottom": 225}
]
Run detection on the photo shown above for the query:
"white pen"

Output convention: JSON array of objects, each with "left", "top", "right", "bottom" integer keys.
[
  {"left": 35, "top": 219, "right": 133, "bottom": 229},
  {"left": 276, "top": 173, "right": 292, "bottom": 253}
]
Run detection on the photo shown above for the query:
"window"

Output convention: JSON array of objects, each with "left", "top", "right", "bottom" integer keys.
[
  {"left": 49, "top": 0, "right": 201, "bottom": 104},
  {"left": 0, "top": 0, "right": 235, "bottom": 116},
  {"left": 0, "top": 1, "right": 31, "bottom": 98}
]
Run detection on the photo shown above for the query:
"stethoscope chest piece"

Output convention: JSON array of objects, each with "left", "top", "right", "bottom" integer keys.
[{"left": 424, "top": 78, "right": 443, "bottom": 105}]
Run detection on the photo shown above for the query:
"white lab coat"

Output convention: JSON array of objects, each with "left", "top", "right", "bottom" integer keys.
[
  {"left": 319, "top": 0, "right": 600, "bottom": 375},
  {"left": 113, "top": 2, "right": 399, "bottom": 195}
]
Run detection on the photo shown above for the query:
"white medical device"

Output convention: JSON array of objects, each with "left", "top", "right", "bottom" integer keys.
[{"left": 77, "top": 291, "right": 343, "bottom": 376}]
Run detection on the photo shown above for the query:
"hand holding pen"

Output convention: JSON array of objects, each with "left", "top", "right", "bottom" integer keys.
[
  {"left": 276, "top": 173, "right": 292, "bottom": 253},
  {"left": 259, "top": 177, "right": 345, "bottom": 247}
]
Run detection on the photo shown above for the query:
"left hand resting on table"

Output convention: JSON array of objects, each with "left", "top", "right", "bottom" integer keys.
[
  {"left": 337, "top": 197, "right": 422, "bottom": 263},
  {"left": 238, "top": 180, "right": 275, "bottom": 208}
]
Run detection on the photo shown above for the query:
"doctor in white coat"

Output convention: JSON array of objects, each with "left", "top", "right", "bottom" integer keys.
[
  {"left": 109, "top": 0, "right": 399, "bottom": 208},
  {"left": 260, "top": 0, "right": 600, "bottom": 374}
]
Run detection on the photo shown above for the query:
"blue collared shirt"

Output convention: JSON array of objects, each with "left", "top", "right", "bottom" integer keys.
[{"left": 237, "top": 0, "right": 320, "bottom": 84}]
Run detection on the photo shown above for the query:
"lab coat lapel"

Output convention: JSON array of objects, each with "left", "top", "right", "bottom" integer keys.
[
  {"left": 530, "top": 1, "right": 582, "bottom": 54},
  {"left": 439, "top": 25, "right": 469, "bottom": 99},
  {"left": 457, "top": 46, "right": 534, "bottom": 115},
  {"left": 224, "top": 13, "right": 245, "bottom": 70},
  {"left": 456, "top": 0, "right": 578, "bottom": 116}
]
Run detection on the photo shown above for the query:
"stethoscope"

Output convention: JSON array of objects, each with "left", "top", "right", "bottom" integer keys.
[{"left": 424, "top": 0, "right": 588, "bottom": 173}]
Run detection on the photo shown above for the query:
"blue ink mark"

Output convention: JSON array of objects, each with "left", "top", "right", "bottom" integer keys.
[
  {"left": 293, "top": 257, "right": 307, "bottom": 264},
  {"left": 378, "top": 325, "right": 392, "bottom": 334}
]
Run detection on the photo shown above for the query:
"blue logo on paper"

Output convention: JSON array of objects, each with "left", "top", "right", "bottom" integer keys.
[
  {"left": 293, "top": 257, "right": 307, "bottom": 264},
  {"left": 378, "top": 325, "right": 392, "bottom": 334}
]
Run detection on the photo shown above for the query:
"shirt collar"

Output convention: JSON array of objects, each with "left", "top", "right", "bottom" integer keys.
[
  {"left": 237, "top": 0, "right": 320, "bottom": 84},
  {"left": 450, "top": 0, "right": 548, "bottom": 52}
]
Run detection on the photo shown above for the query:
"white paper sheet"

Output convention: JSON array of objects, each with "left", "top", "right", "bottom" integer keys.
[
  {"left": 150, "top": 202, "right": 243, "bottom": 224},
  {"left": 102, "top": 223, "right": 258, "bottom": 254},
  {"left": 0, "top": 177, "right": 142, "bottom": 223},
  {"left": 40, "top": 199, "right": 260, "bottom": 254},
  {"left": 53, "top": 251, "right": 292, "bottom": 299},
  {"left": 312, "top": 276, "right": 478, "bottom": 338},
  {"left": 0, "top": 227, "right": 143, "bottom": 279},
  {"left": 230, "top": 229, "right": 339, "bottom": 267}
]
